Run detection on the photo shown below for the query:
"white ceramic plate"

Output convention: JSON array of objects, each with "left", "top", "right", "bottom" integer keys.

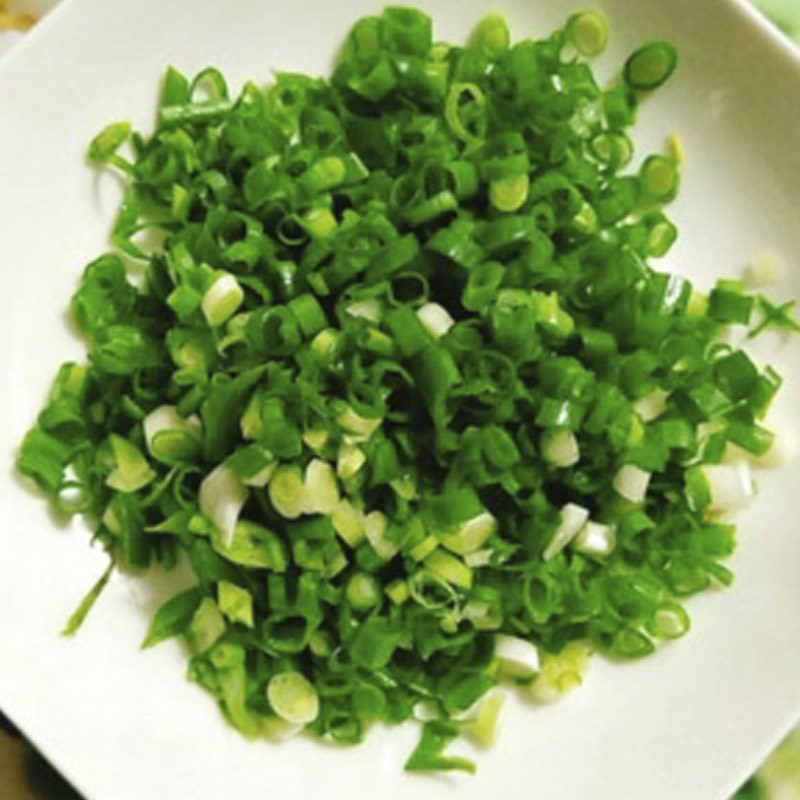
[{"left": 1, "top": 0, "right": 799, "bottom": 798}]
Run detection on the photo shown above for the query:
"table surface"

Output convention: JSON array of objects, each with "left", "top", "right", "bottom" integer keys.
[{"left": 0, "top": 730, "right": 36, "bottom": 800}]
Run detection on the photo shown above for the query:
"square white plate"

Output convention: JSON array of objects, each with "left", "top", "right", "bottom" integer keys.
[{"left": 1, "top": 0, "right": 799, "bottom": 798}]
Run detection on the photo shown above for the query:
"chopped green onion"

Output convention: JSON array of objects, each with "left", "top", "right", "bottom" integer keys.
[
  {"left": 543, "top": 503, "right": 589, "bottom": 561},
  {"left": 268, "top": 466, "right": 307, "bottom": 519},
  {"left": 440, "top": 511, "right": 496, "bottom": 555},
  {"left": 566, "top": 11, "right": 609, "bottom": 57},
  {"left": 364, "top": 510, "right": 398, "bottom": 560},
  {"left": 572, "top": 521, "right": 616, "bottom": 558},
  {"left": 62, "top": 562, "right": 114, "bottom": 636},
  {"left": 143, "top": 405, "right": 202, "bottom": 463},
  {"left": 471, "top": 12, "right": 510, "bottom": 59},
  {"left": 646, "top": 602, "right": 690, "bottom": 639},
  {"left": 199, "top": 464, "right": 248, "bottom": 544},
  {"left": 303, "top": 208, "right": 337, "bottom": 239},
  {"left": 187, "top": 598, "right": 226, "bottom": 654},
  {"left": 465, "top": 691, "right": 506, "bottom": 748},
  {"left": 415, "top": 302, "right": 454, "bottom": 338},
  {"left": 624, "top": 41, "right": 678, "bottom": 90},
  {"left": 332, "top": 499, "right": 366, "bottom": 547},
  {"left": 385, "top": 578, "right": 410, "bottom": 604},
  {"left": 634, "top": 389, "right": 669, "bottom": 422},
  {"left": 445, "top": 82, "right": 487, "bottom": 144},
  {"left": 337, "top": 442, "right": 366, "bottom": 479},
  {"left": 409, "top": 534, "right": 438, "bottom": 562},
  {"left": 424, "top": 549, "right": 473, "bottom": 589},
  {"left": 613, "top": 464, "right": 651, "bottom": 503},
  {"left": 267, "top": 671, "right": 320, "bottom": 725},
  {"left": 640, "top": 155, "right": 679, "bottom": 203},
  {"left": 211, "top": 520, "right": 287, "bottom": 571},
  {"left": 686, "top": 461, "right": 754, "bottom": 513},
  {"left": 541, "top": 428, "right": 580, "bottom": 468},
  {"left": 87, "top": 122, "right": 131, "bottom": 165},
  {"left": 201, "top": 272, "right": 244, "bottom": 327},
  {"left": 105, "top": 435, "right": 155, "bottom": 493},
  {"left": 527, "top": 642, "right": 592, "bottom": 703},
  {"left": 337, "top": 406, "right": 382, "bottom": 442},
  {"left": 666, "top": 132, "right": 685, "bottom": 165},
  {"left": 303, "top": 459, "right": 340, "bottom": 514},
  {"left": 495, "top": 634, "right": 540, "bottom": 681},
  {"left": 489, "top": 173, "right": 530, "bottom": 212},
  {"left": 217, "top": 581, "right": 254, "bottom": 628},
  {"left": 345, "top": 572, "right": 382, "bottom": 611}
]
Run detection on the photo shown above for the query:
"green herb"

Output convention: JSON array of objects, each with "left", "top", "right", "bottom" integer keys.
[{"left": 17, "top": 6, "right": 797, "bottom": 773}]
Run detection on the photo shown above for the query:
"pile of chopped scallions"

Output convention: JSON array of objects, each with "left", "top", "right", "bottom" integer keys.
[{"left": 17, "top": 6, "right": 799, "bottom": 773}]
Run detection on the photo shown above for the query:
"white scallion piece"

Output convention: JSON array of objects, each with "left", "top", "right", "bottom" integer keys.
[
  {"left": 543, "top": 503, "right": 589, "bottom": 561},
  {"left": 613, "top": 464, "right": 651, "bottom": 503},
  {"left": 142, "top": 405, "right": 202, "bottom": 462},
  {"left": 541, "top": 428, "right": 580, "bottom": 468},
  {"left": 201, "top": 272, "right": 244, "bottom": 327},
  {"left": 464, "top": 548, "right": 493, "bottom": 568},
  {"left": 260, "top": 718, "right": 302, "bottom": 742},
  {"left": 527, "top": 642, "right": 592, "bottom": 703},
  {"left": 199, "top": 464, "right": 248, "bottom": 546},
  {"left": 267, "top": 671, "right": 319, "bottom": 725},
  {"left": 268, "top": 467, "right": 307, "bottom": 519},
  {"left": 337, "top": 406, "right": 382, "bottom": 443},
  {"left": 572, "top": 521, "right": 616, "bottom": 557},
  {"left": 337, "top": 441, "right": 366, "bottom": 479},
  {"left": 303, "top": 459, "right": 340, "bottom": 514},
  {"left": 416, "top": 302, "right": 455, "bottom": 338},
  {"left": 441, "top": 511, "right": 496, "bottom": 555},
  {"left": 495, "top": 634, "right": 540, "bottom": 681},
  {"left": 634, "top": 388, "right": 670, "bottom": 422},
  {"left": 344, "top": 297, "right": 383, "bottom": 323},
  {"left": 364, "top": 510, "right": 398, "bottom": 560},
  {"left": 465, "top": 691, "right": 506, "bottom": 748},
  {"left": 703, "top": 461, "right": 755, "bottom": 512},
  {"left": 332, "top": 499, "right": 366, "bottom": 548}
]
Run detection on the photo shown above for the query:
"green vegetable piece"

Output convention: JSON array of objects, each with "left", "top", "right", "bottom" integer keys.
[
  {"left": 624, "top": 41, "right": 678, "bottom": 90},
  {"left": 105, "top": 435, "right": 156, "bottom": 494},
  {"left": 62, "top": 562, "right": 115, "bottom": 636},
  {"left": 143, "top": 588, "right": 205, "bottom": 649},
  {"left": 187, "top": 597, "right": 226, "bottom": 654},
  {"left": 211, "top": 521, "right": 288, "bottom": 571},
  {"left": 640, "top": 155, "right": 679, "bottom": 203},
  {"left": 471, "top": 13, "right": 510, "bottom": 59},
  {"left": 566, "top": 11, "right": 608, "bottom": 57},
  {"left": 217, "top": 581, "right": 255, "bottom": 628},
  {"left": 351, "top": 617, "right": 399, "bottom": 669},
  {"left": 87, "top": 122, "right": 131, "bottom": 164},
  {"left": 345, "top": 571, "right": 382, "bottom": 611},
  {"left": 405, "top": 720, "right": 475, "bottom": 774}
]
